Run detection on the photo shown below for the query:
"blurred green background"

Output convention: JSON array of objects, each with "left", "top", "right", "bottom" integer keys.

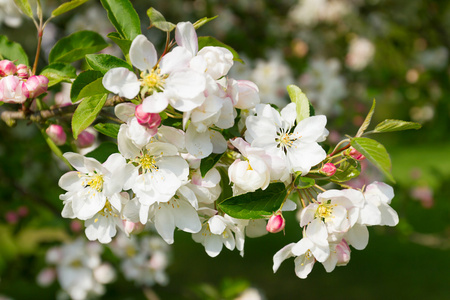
[{"left": 1, "top": 0, "right": 449, "bottom": 299}]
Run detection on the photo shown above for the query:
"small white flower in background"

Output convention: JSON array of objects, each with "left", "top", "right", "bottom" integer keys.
[
  {"left": 346, "top": 37, "right": 375, "bottom": 71},
  {"left": 0, "top": 0, "right": 23, "bottom": 28},
  {"left": 58, "top": 152, "right": 129, "bottom": 221},
  {"left": 245, "top": 103, "right": 328, "bottom": 175}
]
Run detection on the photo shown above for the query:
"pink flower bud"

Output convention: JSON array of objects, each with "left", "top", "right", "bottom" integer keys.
[
  {"left": 37, "top": 268, "right": 56, "bottom": 287},
  {"left": 0, "top": 60, "right": 17, "bottom": 76},
  {"left": 46, "top": 124, "right": 66, "bottom": 146},
  {"left": 0, "top": 75, "right": 28, "bottom": 103},
  {"left": 335, "top": 239, "right": 351, "bottom": 266},
  {"left": 17, "top": 205, "right": 29, "bottom": 217},
  {"left": 76, "top": 130, "right": 96, "bottom": 148},
  {"left": 347, "top": 147, "right": 366, "bottom": 161},
  {"left": 16, "top": 64, "right": 30, "bottom": 79},
  {"left": 5, "top": 211, "right": 18, "bottom": 224},
  {"left": 321, "top": 163, "right": 337, "bottom": 176},
  {"left": 122, "top": 220, "right": 145, "bottom": 236},
  {"left": 70, "top": 220, "right": 83, "bottom": 233},
  {"left": 135, "top": 104, "right": 161, "bottom": 131},
  {"left": 235, "top": 80, "right": 260, "bottom": 109},
  {"left": 25, "top": 75, "right": 49, "bottom": 98},
  {"left": 266, "top": 213, "right": 285, "bottom": 233}
]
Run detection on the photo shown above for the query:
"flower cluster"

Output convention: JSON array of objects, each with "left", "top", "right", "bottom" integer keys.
[{"left": 0, "top": 60, "right": 48, "bottom": 104}]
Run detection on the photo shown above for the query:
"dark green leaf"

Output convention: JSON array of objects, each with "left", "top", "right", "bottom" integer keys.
[
  {"left": 330, "top": 160, "right": 361, "bottom": 183},
  {"left": 287, "top": 84, "right": 309, "bottom": 123},
  {"left": 294, "top": 175, "right": 315, "bottom": 189},
  {"left": 216, "top": 166, "right": 233, "bottom": 205},
  {"left": 100, "top": 0, "right": 141, "bottom": 40},
  {"left": 49, "top": 30, "right": 109, "bottom": 64},
  {"left": 51, "top": 0, "right": 89, "bottom": 17},
  {"left": 218, "top": 183, "right": 287, "bottom": 219},
  {"left": 71, "top": 70, "right": 103, "bottom": 102},
  {"left": 147, "top": 7, "right": 176, "bottom": 32},
  {"left": 356, "top": 99, "right": 376, "bottom": 137},
  {"left": 13, "top": 0, "right": 33, "bottom": 19},
  {"left": 85, "top": 54, "right": 132, "bottom": 74},
  {"left": 107, "top": 32, "right": 132, "bottom": 61},
  {"left": 198, "top": 36, "right": 243, "bottom": 63},
  {"left": 94, "top": 123, "right": 120, "bottom": 139},
  {"left": 72, "top": 94, "right": 108, "bottom": 139},
  {"left": 200, "top": 153, "right": 223, "bottom": 177},
  {"left": 85, "top": 142, "right": 118, "bottom": 163},
  {"left": 40, "top": 63, "right": 77, "bottom": 87},
  {"left": 0, "top": 35, "right": 29, "bottom": 65},
  {"left": 76, "top": 78, "right": 108, "bottom": 102},
  {"left": 193, "top": 16, "right": 218, "bottom": 30},
  {"left": 372, "top": 119, "right": 422, "bottom": 133},
  {"left": 351, "top": 137, "right": 395, "bottom": 183}
]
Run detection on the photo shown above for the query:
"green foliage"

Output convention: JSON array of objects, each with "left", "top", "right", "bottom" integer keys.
[
  {"left": 40, "top": 63, "right": 77, "bottom": 87},
  {"left": 70, "top": 70, "right": 103, "bottom": 102},
  {"left": 48, "top": 31, "right": 109, "bottom": 64},
  {"left": 100, "top": 0, "right": 141, "bottom": 40},
  {"left": 294, "top": 175, "right": 315, "bottom": 189},
  {"left": 0, "top": 35, "right": 29, "bottom": 65},
  {"left": 330, "top": 160, "right": 361, "bottom": 183},
  {"left": 13, "top": 0, "right": 33, "bottom": 19},
  {"left": 94, "top": 123, "right": 120, "bottom": 139},
  {"left": 200, "top": 153, "right": 223, "bottom": 177},
  {"left": 107, "top": 32, "right": 132, "bottom": 62},
  {"left": 147, "top": 7, "right": 176, "bottom": 32},
  {"left": 85, "top": 54, "right": 133, "bottom": 75},
  {"left": 193, "top": 16, "right": 218, "bottom": 30},
  {"left": 372, "top": 119, "right": 422, "bottom": 133},
  {"left": 218, "top": 183, "right": 287, "bottom": 219},
  {"left": 356, "top": 99, "right": 376, "bottom": 137},
  {"left": 85, "top": 142, "right": 118, "bottom": 163},
  {"left": 74, "top": 78, "right": 108, "bottom": 102},
  {"left": 198, "top": 36, "right": 243, "bottom": 63},
  {"left": 351, "top": 137, "right": 395, "bottom": 183},
  {"left": 287, "top": 85, "right": 310, "bottom": 123},
  {"left": 51, "top": 0, "right": 89, "bottom": 17},
  {"left": 71, "top": 94, "right": 108, "bottom": 139}
]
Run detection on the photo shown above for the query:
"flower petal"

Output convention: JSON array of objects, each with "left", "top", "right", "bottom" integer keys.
[
  {"left": 103, "top": 68, "right": 140, "bottom": 99},
  {"left": 130, "top": 35, "right": 157, "bottom": 71}
]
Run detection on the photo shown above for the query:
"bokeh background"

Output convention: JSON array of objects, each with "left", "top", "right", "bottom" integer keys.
[{"left": 1, "top": 0, "right": 449, "bottom": 299}]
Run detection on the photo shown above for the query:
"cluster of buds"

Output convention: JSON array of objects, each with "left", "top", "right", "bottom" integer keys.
[{"left": 0, "top": 60, "right": 49, "bottom": 104}]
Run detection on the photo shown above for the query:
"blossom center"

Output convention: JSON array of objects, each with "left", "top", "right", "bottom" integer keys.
[
  {"left": 137, "top": 153, "right": 158, "bottom": 173},
  {"left": 276, "top": 132, "right": 297, "bottom": 149},
  {"left": 97, "top": 200, "right": 118, "bottom": 218},
  {"left": 141, "top": 68, "right": 166, "bottom": 92},
  {"left": 315, "top": 201, "right": 335, "bottom": 221},
  {"left": 81, "top": 173, "right": 104, "bottom": 192}
]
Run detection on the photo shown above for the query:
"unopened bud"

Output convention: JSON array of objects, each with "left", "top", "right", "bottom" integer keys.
[
  {"left": 123, "top": 220, "right": 145, "bottom": 236},
  {"left": 0, "top": 60, "right": 17, "bottom": 76},
  {"left": 0, "top": 75, "right": 28, "bottom": 103},
  {"left": 266, "top": 213, "right": 285, "bottom": 233},
  {"left": 70, "top": 220, "right": 83, "bottom": 233},
  {"left": 234, "top": 79, "right": 260, "bottom": 109},
  {"left": 347, "top": 147, "right": 365, "bottom": 161},
  {"left": 25, "top": 75, "right": 49, "bottom": 98},
  {"left": 321, "top": 163, "right": 337, "bottom": 176},
  {"left": 16, "top": 64, "right": 30, "bottom": 79},
  {"left": 46, "top": 124, "right": 66, "bottom": 146},
  {"left": 36, "top": 268, "right": 56, "bottom": 287},
  {"left": 335, "top": 239, "right": 351, "bottom": 266},
  {"left": 17, "top": 205, "right": 29, "bottom": 217},
  {"left": 76, "top": 130, "right": 96, "bottom": 148},
  {"left": 5, "top": 211, "right": 18, "bottom": 224},
  {"left": 135, "top": 104, "right": 161, "bottom": 131}
]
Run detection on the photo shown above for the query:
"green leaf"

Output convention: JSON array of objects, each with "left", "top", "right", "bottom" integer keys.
[
  {"left": 85, "top": 142, "right": 118, "bottom": 163},
  {"left": 76, "top": 78, "right": 108, "bottom": 102},
  {"left": 330, "top": 160, "right": 361, "bottom": 183},
  {"left": 193, "top": 16, "right": 218, "bottom": 30},
  {"left": 218, "top": 183, "right": 287, "bottom": 219},
  {"left": 100, "top": 0, "right": 141, "bottom": 40},
  {"left": 71, "top": 70, "right": 103, "bottom": 102},
  {"left": 294, "top": 175, "right": 315, "bottom": 189},
  {"left": 200, "top": 153, "right": 223, "bottom": 177},
  {"left": 85, "top": 54, "right": 132, "bottom": 74},
  {"left": 51, "top": 0, "right": 89, "bottom": 17},
  {"left": 13, "top": 0, "right": 33, "bottom": 19},
  {"left": 287, "top": 85, "right": 310, "bottom": 123},
  {"left": 356, "top": 99, "right": 376, "bottom": 137},
  {"left": 216, "top": 166, "right": 233, "bottom": 204},
  {"left": 107, "top": 32, "right": 132, "bottom": 62},
  {"left": 72, "top": 94, "right": 108, "bottom": 139},
  {"left": 49, "top": 30, "right": 109, "bottom": 64},
  {"left": 94, "top": 123, "right": 120, "bottom": 139},
  {"left": 372, "top": 119, "right": 422, "bottom": 133},
  {"left": 198, "top": 36, "right": 243, "bottom": 63},
  {"left": 351, "top": 137, "right": 395, "bottom": 183},
  {"left": 40, "top": 63, "right": 77, "bottom": 87},
  {"left": 147, "top": 7, "right": 176, "bottom": 32},
  {"left": 0, "top": 35, "right": 29, "bottom": 65}
]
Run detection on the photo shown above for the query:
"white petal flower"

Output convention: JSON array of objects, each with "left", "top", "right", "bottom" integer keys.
[{"left": 102, "top": 67, "right": 140, "bottom": 99}]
